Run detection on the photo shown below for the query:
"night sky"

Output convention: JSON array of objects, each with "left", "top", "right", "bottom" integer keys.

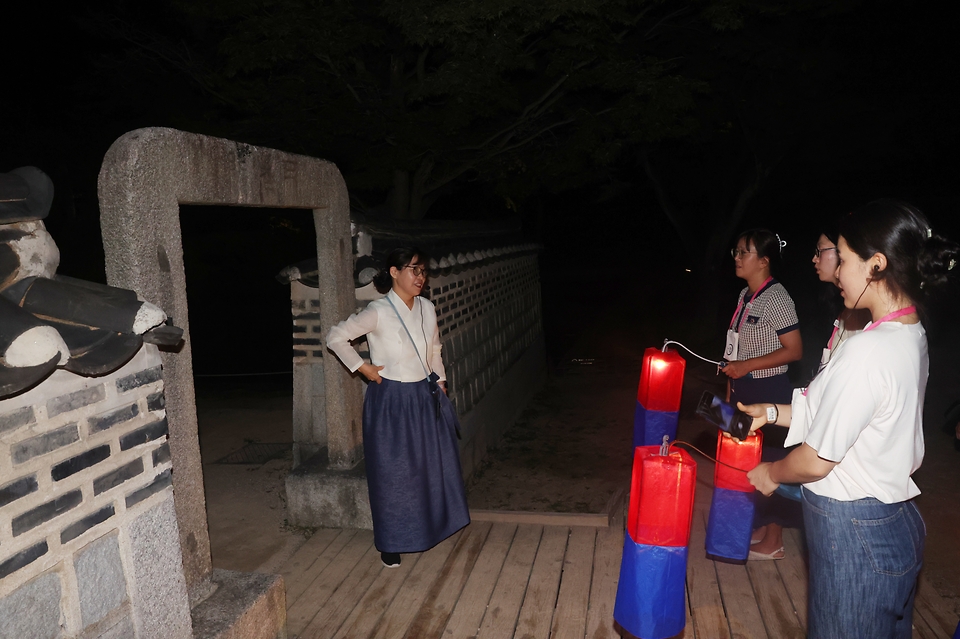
[{"left": 3, "top": 1, "right": 959, "bottom": 374}]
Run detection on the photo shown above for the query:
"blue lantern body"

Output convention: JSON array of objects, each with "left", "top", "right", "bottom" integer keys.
[
  {"left": 633, "top": 403, "right": 680, "bottom": 448},
  {"left": 705, "top": 487, "right": 755, "bottom": 563},
  {"left": 614, "top": 542, "right": 688, "bottom": 639}
]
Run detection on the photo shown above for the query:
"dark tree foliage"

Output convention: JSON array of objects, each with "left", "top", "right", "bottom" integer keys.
[{"left": 85, "top": 0, "right": 766, "bottom": 219}]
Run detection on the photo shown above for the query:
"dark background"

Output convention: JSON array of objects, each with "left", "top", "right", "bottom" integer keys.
[{"left": 3, "top": 1, "right": 959, "bottom": 388}]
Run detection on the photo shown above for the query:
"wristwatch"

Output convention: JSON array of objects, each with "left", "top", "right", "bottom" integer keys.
[{"left": 766, "top": 405, "right": 778, "bottom": 424}]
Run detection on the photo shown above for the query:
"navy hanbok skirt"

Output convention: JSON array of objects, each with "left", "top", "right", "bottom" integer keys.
[{"left": 363, "top": 376, "right": 470, "bottom": 553}]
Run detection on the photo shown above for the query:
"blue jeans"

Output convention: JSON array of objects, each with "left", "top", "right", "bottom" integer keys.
[{"left": 802, "top": 487, "right": 925, "bottom": 638}]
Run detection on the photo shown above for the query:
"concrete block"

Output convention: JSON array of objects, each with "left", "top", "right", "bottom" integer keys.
[
  {"left": 75, "top": 534, "right": 128, "bottom": 628},
  {"left": 125, "top": 469, "right": 172, "bottom": 508},
  {"left": 94, "top": 457, "right": 144, "bottom": 495},
  {"left": 0, "top": 541, "right": 48, "bottom": 580},
  {"left": 0, "top": 474, "right": 39, "bottom": 508},
  {"left": 12, "top": 489, "right": 83, "bottom": 536},
  {"left": 115, "top": 366, "right": 162, "bottom": 393},
  {"left": 95, "top": 614, "right": 136, "bottom": 639},
  {"left": 46, "top": 385, "right": 106, "bottom": 418},
  {"left": 285, "top": 451, "right": 372, "bottom": 529},
  {"left": 0, "top": 571, "right": 62, "bottom": 639},
  {"left": 88, "top": 403, "right": 140, "bottom": 434},
  {"left": 0, "top": 405, "right": 35, "bottom": 436},
  {"left": 61, "top": 505, "right": 116, "bottom": 544},
  {"left": 52, "top": 446, "right": 111, "bottom": 481},
  {"left": 119, "top": 418, "right": 168, "bottom": 450},
  {"left": 12, "top": 424, "right": 80, "bottom": 465},
  {"left": 190, "top": 569, "right": 286, "bottom": 639},
  {"left": 128, "top": 495, "right": 192, "bottom": 639}
]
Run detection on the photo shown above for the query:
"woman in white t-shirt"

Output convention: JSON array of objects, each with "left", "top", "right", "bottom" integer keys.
[{"left": 741, "top": 200, "right": 959, "bottom": 638}]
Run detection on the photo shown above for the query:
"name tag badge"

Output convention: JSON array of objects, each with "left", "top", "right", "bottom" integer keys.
[{"left": 724, "top": 329, "right": 739, "bottom": 361}]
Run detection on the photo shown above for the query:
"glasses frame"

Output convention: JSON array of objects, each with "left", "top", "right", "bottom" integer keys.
[
  {"left": 813, "top": 246, "right": 838, "bottom": 259},
  {"left": 403, "top": 264, "right": 428, "bottom": 277},
  {"left": 730, "top": 248, "right": 758, "bottom": 259}
]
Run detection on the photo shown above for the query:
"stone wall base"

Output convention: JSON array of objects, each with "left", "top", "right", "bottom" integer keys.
[
  {"left": 285, "top": 451, "right": 373, "bottom": 529},
  {"left": 190, "top": 570, "right": 286, "bottom": 639},
  {"left": 285, "top": 334, "right": 546, "bottom": 529}
]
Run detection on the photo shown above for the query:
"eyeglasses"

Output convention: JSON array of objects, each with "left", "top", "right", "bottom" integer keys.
[
  {"left": 813, "top": 246, "right": 837, "bottom": 258},
  {"left": 404, "top": 265, "right": 427, "bottom": 277},
  {"left": 730, "top": 248, "right": 757, "bottom": 259}
]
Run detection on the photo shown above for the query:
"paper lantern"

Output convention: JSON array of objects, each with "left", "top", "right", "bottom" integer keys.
[
  {"left": 714, "top": 430, "right": 763, "bottom": 492},
  {"left": 627, "top": 446, "right": 697, "bottom": 546},
  {"left": 705, "top": 430, "right": 763, "bottom": 563},
  {"left": 634, "top": 348, "right": 686, "bottom": 446},
  {"left": 615, "top": 445, "right": 696, "bottom": 639}
]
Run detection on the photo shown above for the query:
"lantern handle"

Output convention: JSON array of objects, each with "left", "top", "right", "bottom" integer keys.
[{"left": 662, "top": 339, "right": 722, "bottom": 366}]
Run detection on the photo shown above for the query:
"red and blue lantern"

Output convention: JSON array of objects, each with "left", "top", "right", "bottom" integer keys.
[
  {"left": 614, "top": 445, "right": 696, "bottom": 639},
  {"left": 634, "top": 347, "right": 686, "bottom": 447},
  {"left": 705, "top": 430, "right": 763, "bottom": 563}
]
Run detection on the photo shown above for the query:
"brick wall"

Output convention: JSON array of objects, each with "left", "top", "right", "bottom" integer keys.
[
  {"left": 287, "top": 247, "right": 544, "bottom": 477},
  {"left": 0, "top": 345, "right": 192, "bottom": 639}
]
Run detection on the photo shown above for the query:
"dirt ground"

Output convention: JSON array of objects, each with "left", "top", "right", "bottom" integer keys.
[{"left": 197, "top": 291, "right": 960, "bottom": 619}]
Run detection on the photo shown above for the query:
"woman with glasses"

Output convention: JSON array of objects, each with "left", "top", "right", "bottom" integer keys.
[
  {"left": 742, "top": 200, "right": 959, "bottom": 638},
  {"left": 722, "top": 228, "right": 803, "bottom": 560},
  {"left": 811, "top": 226, "right": 870, "bottom": 372},
  {"left": 326, "top": 247, "right": 469, "bottom": 568}
]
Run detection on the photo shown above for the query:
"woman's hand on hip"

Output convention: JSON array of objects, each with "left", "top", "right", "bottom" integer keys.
[
  {"left": 721, "top": 360, "right": 751, "bottom": 379},
  {"left": 358, "top": 363, "right": 384, "bottom": 384},
  {"left": 748, "top": 462, "right": 780, "bottom": 496}
]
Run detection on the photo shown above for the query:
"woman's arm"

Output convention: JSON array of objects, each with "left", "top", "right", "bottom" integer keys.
[
  {"left": 325, "top": 305, "right": 380, "bottom": 373},
  {"left": 748, "top": 444, "right": 838, "bottom": 495},
  {"left": 425, "top": 302, "right": 447, "bottom": 391},
  {"left": 722, "top": 329, "right": 802, "bottom": 379}
]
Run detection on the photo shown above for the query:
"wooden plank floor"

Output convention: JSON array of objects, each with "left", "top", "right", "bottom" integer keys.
[{"left": 280, "top": 466, "right": 959, "bottom": 639}]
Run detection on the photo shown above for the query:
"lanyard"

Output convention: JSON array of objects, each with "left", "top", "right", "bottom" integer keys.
[
  {"left": 729, "top": 277, "right": 774, "bottom": 331},
  {"left": 863, "top": 306, "right": 917, "bottom": 332}
]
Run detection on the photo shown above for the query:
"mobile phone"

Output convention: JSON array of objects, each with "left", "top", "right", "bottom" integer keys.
[{"left": 696, "top": 391, "right": 752, "bottom": 441}]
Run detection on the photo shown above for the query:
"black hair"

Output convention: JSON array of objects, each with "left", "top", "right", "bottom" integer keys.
[
  {"left": 736, "top": 228, "right": 785, "bottom": 276},
  {"left": 838, "top": 199, "right": 959, "bottom": 316},
  {"left": 372, "top": 246, "right": 427, "bottom": 294}
]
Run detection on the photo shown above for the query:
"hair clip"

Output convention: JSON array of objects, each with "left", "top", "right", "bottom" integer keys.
[
  {"left": 775, "top": 233, "right": 787, "bottom": 251},
  {"left": 950, "top": 259, "right": 956, "bottom": 271},
  {"left": 927, "top": 228, "right": 933, "bottom": 238}
]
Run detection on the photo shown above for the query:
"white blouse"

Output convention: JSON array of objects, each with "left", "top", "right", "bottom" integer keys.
[{"left": 326, "top": 289, "right": 446, "bottom": 383}]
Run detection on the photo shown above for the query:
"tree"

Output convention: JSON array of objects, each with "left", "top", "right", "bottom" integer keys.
[{"left": 86, "top": 0, "right": 759, "bottom": 219}]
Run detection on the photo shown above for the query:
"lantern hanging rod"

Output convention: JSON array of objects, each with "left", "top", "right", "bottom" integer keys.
[{"left": 661, "top": 339, "right": 722, "bottom": 366}]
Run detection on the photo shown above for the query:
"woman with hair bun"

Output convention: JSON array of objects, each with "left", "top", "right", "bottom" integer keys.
[
  {"left": 326, "top": 247, "right": 469, "bottom": 568},
  {"left": 742, "top": 200, "right": 960, "bottom": 638}
]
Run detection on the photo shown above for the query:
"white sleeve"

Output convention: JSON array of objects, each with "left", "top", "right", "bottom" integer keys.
[
  {"left": 803, "top": 345, "right": 884, "bottom": 462},
  {"left": 325, "top": 304, "right": 380, "bottom": 373}
]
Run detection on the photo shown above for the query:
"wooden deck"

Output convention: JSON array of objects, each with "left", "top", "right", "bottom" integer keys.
[{"left": 280, "top": 473, "right": 959, "bottom": 639}]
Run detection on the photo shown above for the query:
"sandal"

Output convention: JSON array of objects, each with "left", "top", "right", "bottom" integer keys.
[{"left": 748, "top": 546, "right": 785, "bottom": 561}]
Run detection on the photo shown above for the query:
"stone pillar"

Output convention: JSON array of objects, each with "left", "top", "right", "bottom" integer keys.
[{"left": 97, "top": 127, "right": 363, "bottom": 595}]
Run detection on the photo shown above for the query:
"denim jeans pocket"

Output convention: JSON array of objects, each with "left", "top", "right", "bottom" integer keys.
[{"left": 852, "top": 507, "right": 920, "bottom": 576}]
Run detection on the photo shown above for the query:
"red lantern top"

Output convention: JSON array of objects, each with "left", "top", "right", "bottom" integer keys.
[
  {"left": 714, "top": 430, "right": 763, "bottom": 493},
  {"left": 627, "top": 445, "right": 697, "bottom": 547},
  {"left": 637, "top": 347, "right": 686, "bottom": 412}
]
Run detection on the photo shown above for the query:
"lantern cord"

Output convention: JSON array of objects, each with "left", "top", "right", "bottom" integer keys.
[
  {"left": 668, "top": 439, "right": 752, "bottom": 474},
  {"left": 661, "top": 340, "right": 722, "bottom": 366}
]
